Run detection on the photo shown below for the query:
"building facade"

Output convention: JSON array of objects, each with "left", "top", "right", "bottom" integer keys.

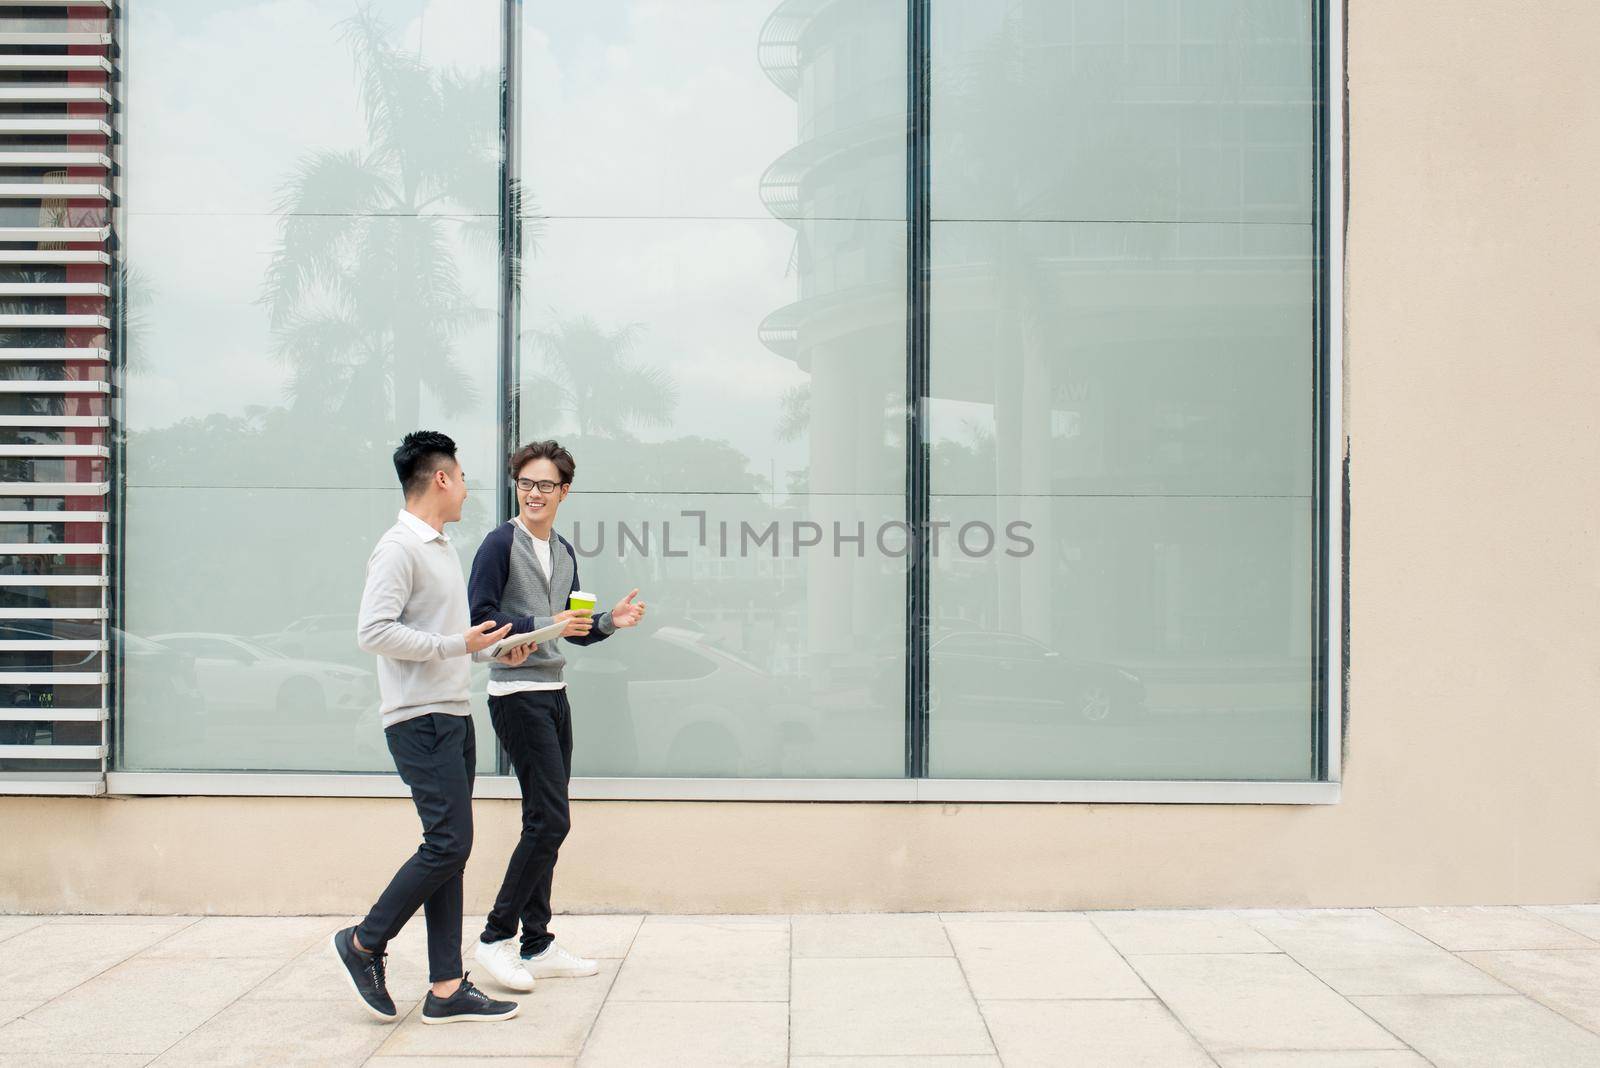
[{"left": 4, "top": 1, "right": 1596, "bottom": 914}]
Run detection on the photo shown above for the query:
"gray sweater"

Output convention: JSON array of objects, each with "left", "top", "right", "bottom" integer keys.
[
  {"left": 356, "top": 511, "right": 480, "bottom": 728},
  {"left": 467, "top": 519, "right": 615, "bottom": 689}
]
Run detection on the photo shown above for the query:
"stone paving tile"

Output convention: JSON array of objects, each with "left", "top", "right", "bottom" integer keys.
[
  {"left": 1377, "top": 906, "right": 1597, "bottom": 951},
  {"left": 0, "top": 920, "right": 196, "bottom": 1001},
  {"left": 1089, "top": 909, "right": 1279, "bottom": 955},
  {"left": 578, "top": 1000, "right": 787, "bottom": 1067},
  {"left": 937, "top": 911, "right": 1081, "bottom": 923},
  {"left": 1353, "top": 993, "right": 1600, "bottom": 1067},
  {"left": 0, "top": 954, "right": 281, "bottom": 1056},
  {"left": 368, "top": 1059, "right": 574, "bottom": 1068},
  {"left": 375, "top": 961, "right": 617, "bottom": 1058},
  {"left": 789, "top": 1059, "right": 1001, "bottom": 1067},
  {"left": 146, "top": 996, "right": 413, "bottom": 1067},
  {"left": 1459, "top": 949, "right": 1600, "bottom": 1033},
  {"left": 1214, "top": 1054, "right": 1431, "bottom": 1067},
  {"left": 945, "top": 918, "right": 1150, "bottom": 999},
  {"left": 641, "top": 914, "right": 790, "bottom": 926},
  {"left": 1128, "top": 952, "right": 1406, "bottom": 1054},
  {"left": 609, "top": 918, "right": 788, "bottom": 1002},
  {"left": 36, "top": 916, "right": 197, "bottom": 926},
  {"left": 792, "top": 913, "right": 951, "bottom": 958},
  {"left": 1245, "top": 909, "right": 1510, "bottom": 996},
  {"left": 6, "top": 908, "right": 1600, "bottom": 1064},
  {"left": 980, "top": 999, "right": 1214, "bottom": 1067},
  {"left": 1525, "top": 904, "right": 1600, "bottom": 941},
  {"left": 791, "top": 958, "right": 994, "bottom": 1058},
  {"left": 0, "top": 1057, "right": 152, "bottom": 1068},
  {"left": 248, "top": 924, "right": 426, "bottom": 1003},
  {"left": 139, "top": 916, "right": 344, "bottom": 961},
  {"left": 543, "top": 914, "right": 643, "bottom": 959}
]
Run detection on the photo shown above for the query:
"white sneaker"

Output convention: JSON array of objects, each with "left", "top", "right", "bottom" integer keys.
[
  {"left": 473, "top": 938, "right": 536, "bottom": 993},
  {"left": 523, "top": 941, "right": 598, "bottom": 978}
]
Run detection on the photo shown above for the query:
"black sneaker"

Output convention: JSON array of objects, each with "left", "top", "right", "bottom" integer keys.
[
  {"left": 421, "top": 973, "right": 520, "bottom": 1025},
  {"left": 330, "top": 926, "right": 397, "bottom": 1021}
]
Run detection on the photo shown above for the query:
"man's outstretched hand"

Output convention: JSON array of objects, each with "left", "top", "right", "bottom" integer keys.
[
  {"left": 611, "top": 588, "right": 647, "bottom": 628},
  {"left": 465, "top": 620, "right": 513, "bottom": 653}
]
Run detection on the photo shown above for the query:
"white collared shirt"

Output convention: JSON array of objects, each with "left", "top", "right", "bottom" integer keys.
[{"left": 397, "top": 508, "right": 450, "bottom": 544}]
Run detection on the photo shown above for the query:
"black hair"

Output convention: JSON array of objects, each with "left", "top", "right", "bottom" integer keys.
[{"left": 393, "top": 430, "right": 458, "bottom": 499}]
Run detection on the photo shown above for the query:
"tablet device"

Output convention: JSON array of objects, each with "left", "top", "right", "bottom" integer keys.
[{"left": 487, "top": 617, "right": 569, "bottom": 659}]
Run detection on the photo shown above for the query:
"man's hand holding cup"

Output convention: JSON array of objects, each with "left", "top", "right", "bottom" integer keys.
[{"left": 555, "top": 590, "right": 598, "bottom": 638}]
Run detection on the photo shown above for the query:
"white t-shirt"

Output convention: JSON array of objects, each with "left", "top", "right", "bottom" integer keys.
[{"left": 487, "top": 516, "right": 566, "bottom": 695}]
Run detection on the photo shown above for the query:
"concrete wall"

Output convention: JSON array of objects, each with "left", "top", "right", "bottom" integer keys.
[{"left": 6, "top": 0, "right": 1600, "bottom": 914}]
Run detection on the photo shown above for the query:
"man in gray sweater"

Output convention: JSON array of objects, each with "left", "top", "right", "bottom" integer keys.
[
  {"left": 466, "top": 439, "right": 646, "bottom": 992},
  {"left": 331, "top": 431, "right": 530, "bottom": 1026}
]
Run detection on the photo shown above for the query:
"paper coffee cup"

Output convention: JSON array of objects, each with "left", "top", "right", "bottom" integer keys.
[{"left": 569, "top": 590, "right": 597, "bottom": 615}]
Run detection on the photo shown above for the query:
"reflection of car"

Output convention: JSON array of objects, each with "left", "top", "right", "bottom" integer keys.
[
  {"left": 150, "top": 633, "right": 373, "bottom": 720},
  {"left": 878, "top": 630, "right": 1144, "bottom": 724},
  {"left": 568, "top": 625, "right": 816, "bottom": 776},
  {"left": 254, "top": 613, "right": 364, "bottom": 668},
  {"left": 0, "top": 626, "right": 205, "bottom": 748}
]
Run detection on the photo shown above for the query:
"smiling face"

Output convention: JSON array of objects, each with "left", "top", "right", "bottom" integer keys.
[{"left": 515, "top": 457, "right": 568, "bottom": 529}]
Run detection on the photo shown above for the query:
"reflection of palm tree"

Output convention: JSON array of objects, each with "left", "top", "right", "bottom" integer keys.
[
  {"left": 775, "top": 383, "right": 807, "bottom": 442},
  {"left": 259, "top": 5, "right": 496, "bottom": 430},
  {"left": 521, "top": 316, "right": 677, "bottom": 439}
]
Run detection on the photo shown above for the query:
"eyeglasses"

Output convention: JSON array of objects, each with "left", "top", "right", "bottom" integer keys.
[{"left": 516, "top": 478, "right": 563, "bottom": 494}]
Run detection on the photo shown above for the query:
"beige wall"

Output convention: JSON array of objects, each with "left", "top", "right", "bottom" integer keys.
[{"left": 6, "top": 0, "right": 1600, "bottom": 914}]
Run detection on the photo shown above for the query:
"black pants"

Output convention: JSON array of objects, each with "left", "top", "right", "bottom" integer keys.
[
  {"left": 356, "top": 712, "right": 476, "bottom": 983},
  {"left": 481, "top": 689, "right": 572, "bottom": 956}
]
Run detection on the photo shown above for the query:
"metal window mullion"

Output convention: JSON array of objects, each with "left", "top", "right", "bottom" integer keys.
[
  {"left": 904, "top": 0, "right": 931, "bottom": 779},
  {"left": 494, "top": 0, "right": 523, "bottom": 778}
]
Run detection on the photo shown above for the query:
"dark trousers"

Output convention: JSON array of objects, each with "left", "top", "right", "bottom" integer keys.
[
  {"left": 356, "top": 712, "right": 476, "bottom": 983},
  {"left": 481, "top": 689, "right": 572, "bottom": 956}
]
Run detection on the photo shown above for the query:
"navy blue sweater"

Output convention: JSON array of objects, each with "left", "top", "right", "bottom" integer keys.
[{"left": 469, "top": 521, "right": 613, "bottom": 687}]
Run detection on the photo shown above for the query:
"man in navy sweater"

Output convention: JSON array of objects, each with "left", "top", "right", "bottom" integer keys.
[{"left": 466, "top": 439, "right": 646, "bottom": 992}]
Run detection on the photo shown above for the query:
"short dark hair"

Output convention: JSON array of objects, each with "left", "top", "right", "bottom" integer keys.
[
  {"left": 509, "top": 439, "right": 576, "bottom": 486},
  {"left": 393, "top": 430, "right": 458, "bottom": 499}
]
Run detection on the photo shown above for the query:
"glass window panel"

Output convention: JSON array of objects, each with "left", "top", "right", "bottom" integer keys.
[
  {"left": 520, "top": 0, "right": 907, "bottom": 778},
  {"left": 121, "top": 3, "right": 502, "bottom": 774},
  {"left": 928, "top": 0, "right": 1320, "bottom": 780},
  {"left": 127, "top": 0, "right": 499, "bottom": 216},
  {"left": 933, "top": 0, "right": 1315, "bottom": 224}
]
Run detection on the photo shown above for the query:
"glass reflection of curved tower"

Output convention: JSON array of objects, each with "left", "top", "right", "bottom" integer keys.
[{"left": 757, "top": 1, "right": 907, "bottom": 670}]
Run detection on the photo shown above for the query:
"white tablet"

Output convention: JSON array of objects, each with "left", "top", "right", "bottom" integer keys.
[{"left": 486, "top": 617, "right": 569, "bottom": 659}]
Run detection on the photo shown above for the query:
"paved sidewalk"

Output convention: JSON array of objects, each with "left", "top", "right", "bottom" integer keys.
[{"left": 2, "top": 906, "right": 1600, "bottom": 1065}]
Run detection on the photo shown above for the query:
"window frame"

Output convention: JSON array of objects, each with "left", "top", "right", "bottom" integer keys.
[{"left": 108, "top": 0, "right": 1344, "bottom": 804}]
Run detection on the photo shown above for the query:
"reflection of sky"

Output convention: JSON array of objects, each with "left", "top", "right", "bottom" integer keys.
[
  {"left": 127, "top": 0, "right": 831, "bottom": 493},
  {"left": 125, "top": 0, "right": 501, "bottom": 473},
  {"left": 521, "top": 2, "right": 837, "bottom": 492}
]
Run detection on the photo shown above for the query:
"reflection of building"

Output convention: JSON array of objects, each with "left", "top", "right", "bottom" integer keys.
[{"left": 758, "top": 0, "right": 907, "bottom": 677}]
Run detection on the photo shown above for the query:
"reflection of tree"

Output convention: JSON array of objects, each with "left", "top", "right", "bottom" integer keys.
[
  {"left": 775, "top": 383, "right": 807, "bottom": 442},
  {"left": 520, "top": 316, "right": 678, "bottom": 440},
  {"left": 558, "top": 434, "right": 763, "bottom": 498},
  {"left": 259, "top": 5, "right": 496, "bottom": 432}
]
